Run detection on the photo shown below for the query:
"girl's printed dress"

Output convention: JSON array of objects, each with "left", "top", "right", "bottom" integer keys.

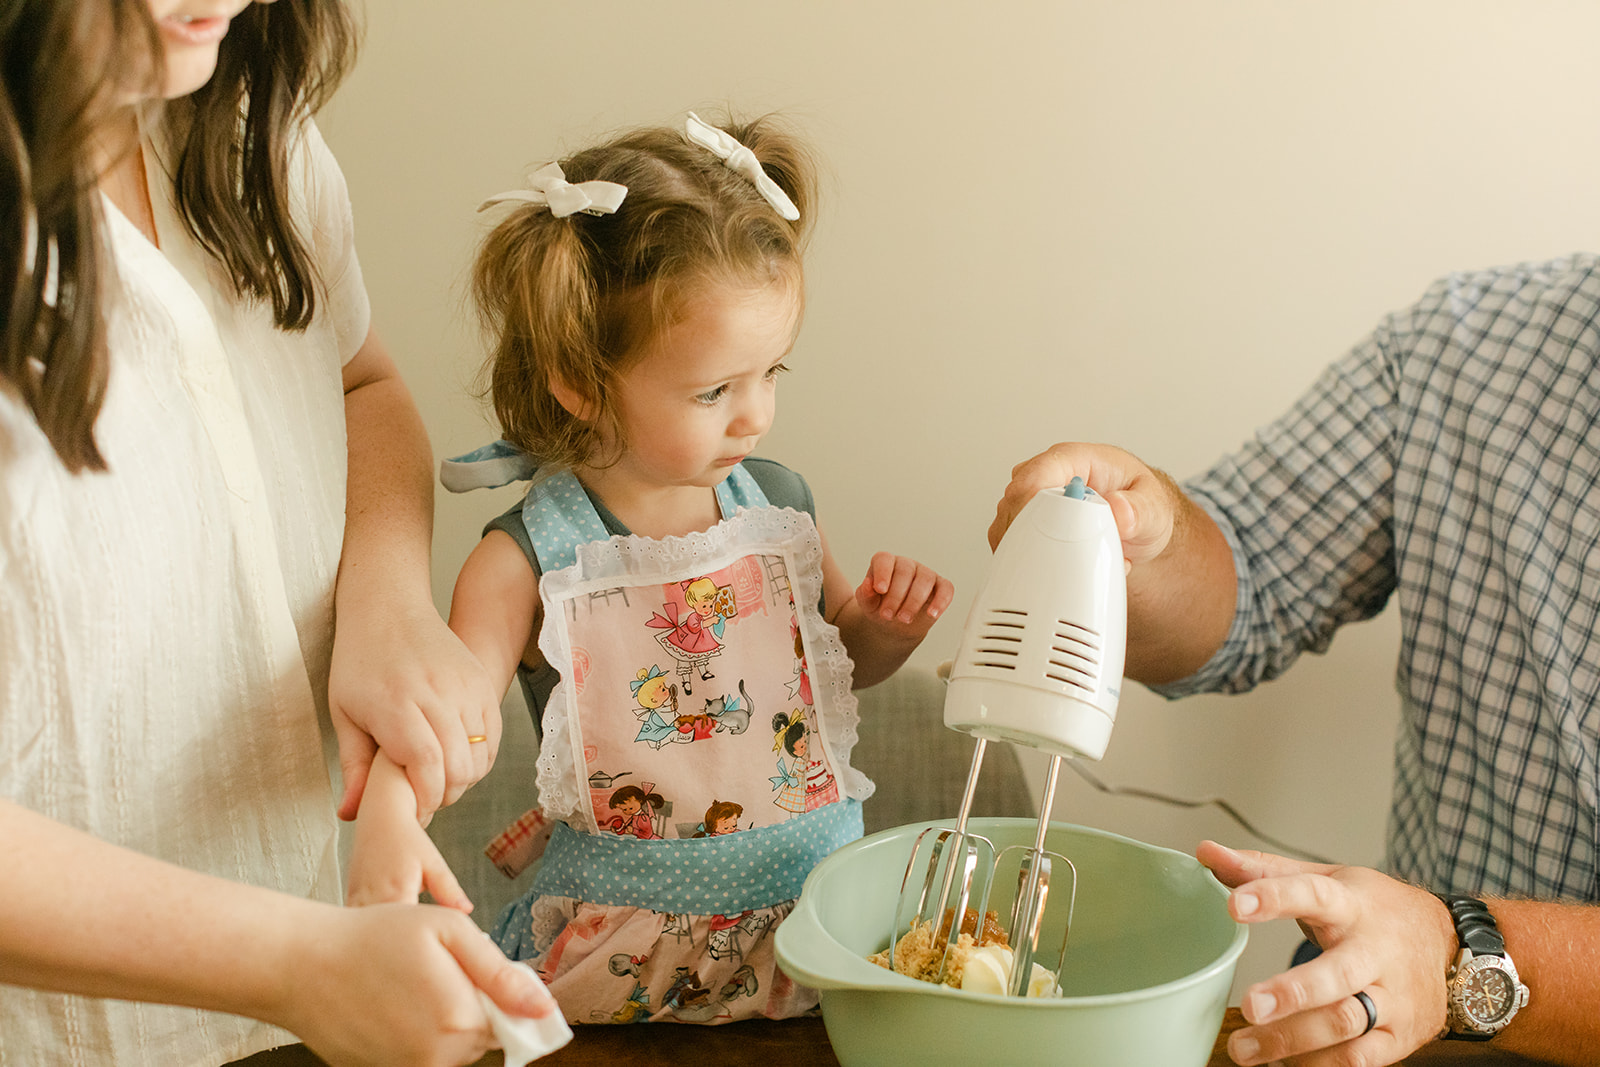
[{"left": 444, "top": 446, "right": 871, "bottom": 1025}]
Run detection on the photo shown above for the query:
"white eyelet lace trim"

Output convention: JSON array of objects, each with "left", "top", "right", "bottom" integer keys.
[{"left": 533, "top": 505, "right": 872, "bottom": 820}]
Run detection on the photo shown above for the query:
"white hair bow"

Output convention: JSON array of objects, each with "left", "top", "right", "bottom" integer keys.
[
  {"left": 684, "top": 112, "right": 799, "bottom": 222},
  {"left": 478, "top": 162, "right": 628, "bottom": 218}
]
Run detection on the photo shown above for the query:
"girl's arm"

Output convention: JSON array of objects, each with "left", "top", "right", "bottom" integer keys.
[
  {"left": 346, "top": 750, "right": 473, "bottom": 912},
  {"left": 446, "top": 530, "right": 543, "bottom": 695},
  {"left": 818, "top": 527, "right": 954, "bottom": 689},
  {"left": 331, "top": 328, "right": 504, "bottom": 822},
  {"left": 0, "top": 798, "right": 554, "bottom": 1066}
]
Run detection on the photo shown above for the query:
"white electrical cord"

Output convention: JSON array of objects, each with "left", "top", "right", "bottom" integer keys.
[{"left": 1061, "top": 758, "right": 1335, "bottom": 865}]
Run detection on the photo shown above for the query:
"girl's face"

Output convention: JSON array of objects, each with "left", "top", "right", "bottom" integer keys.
[
  {"left": 606, "top": 282, "right": 800, "bottom": 493},
  {"left": 143, "top": 0, "right": 266, "bottom": 99},
  {"left": 711, "top": 815, "right": 737, "bottom": 835},
  {"left": 793, "top": 732, "right": 808, "bottom": 759},
  {"left": 615, "top": 796, "right": 641, "bottom": 818},
  {"left": 638, "top": 677, "right": 669, "bottom": 709}
]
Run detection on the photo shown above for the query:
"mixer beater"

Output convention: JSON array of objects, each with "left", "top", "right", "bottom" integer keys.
[{"left": 890, "top": 478, "right": 1126, "bottom": 996}]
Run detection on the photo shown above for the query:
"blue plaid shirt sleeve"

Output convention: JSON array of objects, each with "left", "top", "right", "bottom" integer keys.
[
  {"left": 1152, "top": 301, "right": 1414, "bottom": 698},
  {"left": 1147, "top": 256, "right": 1600, "bottom": 899}
]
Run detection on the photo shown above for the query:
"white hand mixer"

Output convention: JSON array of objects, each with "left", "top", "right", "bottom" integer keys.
[{"left": 892, "top": 477, "right": 1126, "bottom": 996}]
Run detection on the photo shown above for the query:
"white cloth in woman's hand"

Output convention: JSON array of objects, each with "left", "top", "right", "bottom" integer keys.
[{"left": 477, "top": 963, "right": 573, "bottom": 1066}]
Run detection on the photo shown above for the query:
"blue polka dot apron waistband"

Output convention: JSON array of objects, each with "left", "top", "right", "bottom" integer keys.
[{"left": 529, "top": 799, "right": 863, "bottom": 914}]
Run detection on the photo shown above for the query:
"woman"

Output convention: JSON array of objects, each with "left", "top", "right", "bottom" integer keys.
[{"left": 0, "top": 2, "right": 548, "bottom": 1064}]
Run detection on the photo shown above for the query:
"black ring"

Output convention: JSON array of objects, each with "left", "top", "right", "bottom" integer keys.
[{"left": 1354, "top": 990, "right": 1377, "bottom": 1036}]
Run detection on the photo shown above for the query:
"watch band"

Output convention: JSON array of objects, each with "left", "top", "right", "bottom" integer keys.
[
  {"left": 1436, "top": 893, "right": 1514, "bottom": 1042},
  {"left": 1438, "top": 895, "right": 1507, "bottom": 957}
]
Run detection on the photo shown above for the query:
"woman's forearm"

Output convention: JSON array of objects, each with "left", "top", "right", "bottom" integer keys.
[
  {"left": 0, "top": 798, "right": 310, "bottom": 1023},
  {"left": 339, "top": 328, "right": 435, "bottom": 611}
]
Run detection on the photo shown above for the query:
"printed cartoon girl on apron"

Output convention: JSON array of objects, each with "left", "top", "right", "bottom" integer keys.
[{"left": 651, "top": 578, "right": 730, "bottom": 695}]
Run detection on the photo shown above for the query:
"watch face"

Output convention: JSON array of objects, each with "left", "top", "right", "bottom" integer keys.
[{"left": 1461, "top": 967, "right": 1516, "bottom": 1026}]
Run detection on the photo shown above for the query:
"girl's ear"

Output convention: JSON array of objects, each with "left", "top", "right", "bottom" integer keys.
[{"left": 549, "top": 375, "right": 596, "bottom": 421}]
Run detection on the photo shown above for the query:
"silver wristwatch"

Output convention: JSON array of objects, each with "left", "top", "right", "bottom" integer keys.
[{"left": 1435, "top": 894, "right": 1530, "bottom": 1041}]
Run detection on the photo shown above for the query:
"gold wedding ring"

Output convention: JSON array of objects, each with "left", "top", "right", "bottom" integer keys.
[{"left": 466, "top": 735, "right": 488, "bottom": 744}]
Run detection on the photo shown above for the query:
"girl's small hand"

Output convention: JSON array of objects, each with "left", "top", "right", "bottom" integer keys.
[
  {"left": 346, "top": 752, "right": 474, "bottom": 913},
  {"left": 855, "top": 553, "right": 954, "bottom": 638},
  {"left": 346, "top": 807, "right": 473, "bottom": 914}
]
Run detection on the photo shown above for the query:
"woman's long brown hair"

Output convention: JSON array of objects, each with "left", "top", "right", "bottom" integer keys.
[
  {"left": 0, "top": 1, "right": 156, "bottom": 473},
  {"left": 0, "top": 0, "right": 357, "bottom": 474},
  {"left": 168, "top": 0, "right": 356, "bottom": 333}
]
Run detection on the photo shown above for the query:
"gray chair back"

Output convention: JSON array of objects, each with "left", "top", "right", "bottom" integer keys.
[{"left": 850, "top": 668, "right": 1036, "bottom": 834}]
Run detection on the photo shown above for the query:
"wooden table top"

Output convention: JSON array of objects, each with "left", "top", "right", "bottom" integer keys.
[{"left": 239, "top": 1008, "right": 1559, "bottom": 1067}]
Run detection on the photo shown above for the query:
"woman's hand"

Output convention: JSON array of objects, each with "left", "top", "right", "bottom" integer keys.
[
  {"left": 1198, "top": 841, "right": 1455, "bottom": 1066},
  {"left": 335, "top": 328, "right": 503, "bottom": 822},
  {"left": 274, "top": 903, "right": 557, "bottom": 1067},
  {"left": 329, "top": 598, "right": 503, "bottom": 821}
]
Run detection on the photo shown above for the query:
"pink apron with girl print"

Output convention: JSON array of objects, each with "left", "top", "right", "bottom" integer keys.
[{"left": 451, "top": 451, "right": 870, "bottom": 1025}]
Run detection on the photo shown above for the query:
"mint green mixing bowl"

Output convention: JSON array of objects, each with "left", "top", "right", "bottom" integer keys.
[{"left": 775, "top": 818, "right": 1246, "bottom": 1067}]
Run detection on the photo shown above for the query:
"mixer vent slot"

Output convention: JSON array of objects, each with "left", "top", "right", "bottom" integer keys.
[
  {"left": 970, "top": 610, "right": 1028, "bottom": 671},
  {"left": 1054, "top": 623, "right": 1101, "bottom": 665},
  {"left": 1056, "top": 620, "right": 1101, "bottom": 645},
  {"left": 1047, "top": 621, "right": 1100, "bottom": 691},
  {"left": 1045, "top": 659, "right": 1095, "bottom": 692},
  {"left": 1049, "top": 646, "right": 1096, "bottom": 669}
]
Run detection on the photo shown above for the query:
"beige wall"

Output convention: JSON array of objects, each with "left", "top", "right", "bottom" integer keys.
[{"left": 321, "top": 1, "right": 1600, "bottom": 993}]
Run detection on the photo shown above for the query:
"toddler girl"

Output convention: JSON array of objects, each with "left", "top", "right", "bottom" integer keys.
[{"left": 348, "top": 112, "right": 952, "bottom": 1025}]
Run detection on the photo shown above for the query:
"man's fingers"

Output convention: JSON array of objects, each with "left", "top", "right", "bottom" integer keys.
[
  {"left": 989, "top": 443, "right": 1142, "bottom": 550},
  {"left": 1198, "top": 840, "right": 1333, "bottom": 886},
  {"left": 1227, "top": 873, "right": 1359, "bottom": 958},
  {"left": 1230, "top": 988, "right": 1390, "bottom": 1065}
]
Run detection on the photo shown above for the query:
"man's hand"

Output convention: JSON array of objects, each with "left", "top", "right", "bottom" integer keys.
[
  {"left": 989, "top": 442, "right": 1182, "bottom": 567},
  {"left": 1199, "top": 840, "right": 1454, "bottom": 1066}
]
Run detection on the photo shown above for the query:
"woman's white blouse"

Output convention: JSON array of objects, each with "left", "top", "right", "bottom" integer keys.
[{"left": 0, "top": 119, "right": 370, "bottom": 1066}]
